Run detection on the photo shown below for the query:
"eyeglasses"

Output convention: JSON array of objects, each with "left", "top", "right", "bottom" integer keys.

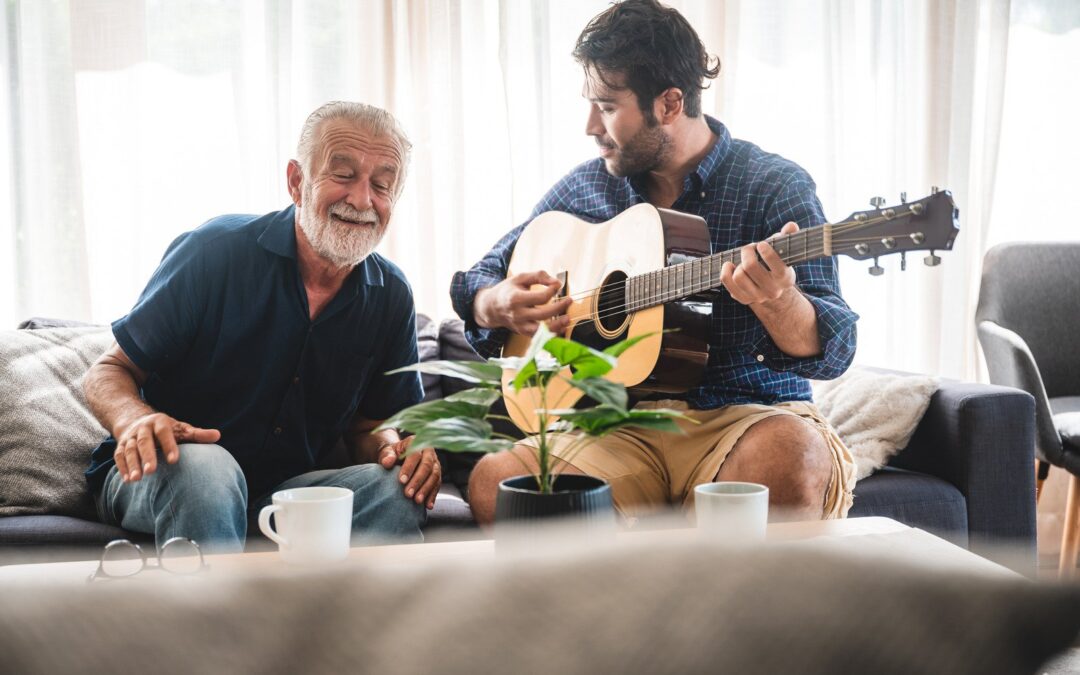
[{"left": 87, "top": 537, "right": 208, "bottom": 583}]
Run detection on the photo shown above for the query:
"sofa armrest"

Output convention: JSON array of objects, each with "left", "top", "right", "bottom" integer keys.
[{"left": 889, "top": 379, "right": 1036, "bottom": 558}]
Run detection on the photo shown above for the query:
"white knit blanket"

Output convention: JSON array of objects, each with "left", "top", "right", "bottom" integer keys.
[{"left": 813, "top": 367, "right": 939, "bottom": 480}]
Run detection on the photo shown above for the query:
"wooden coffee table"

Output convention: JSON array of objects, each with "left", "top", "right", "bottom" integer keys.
[{"left": 0, "top": 516, "right": 1016, "bottom": 584}]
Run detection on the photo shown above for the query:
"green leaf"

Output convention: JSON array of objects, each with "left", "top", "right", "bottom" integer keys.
[
  {"left": 377, "top": 397, "right": 492, "bottom": 435},
  {"left": 550, "top": 405, "right": 628, "bottom": 435},
  {"left": 601, "top": 330, "right": 674, "bottom": 359},
  {"left": 510, "top": 324, "right": 559, "bottom": 391},
  {"left": 386, "top": 360, "right": 502, "bottom": 386},
  {"left": 543, "top": 337, "right": 616, "bottom": 379},
  {"left": 618, "top": 408, "right": 694, "bottom": 434},
  {"left": 617, "top": 415, "right": 685, "bottom": 434},
  {"left": 552, "top": 405, "right": 691, "bottom": 437},
  {"left": 511, "top": 360, "right": 539, "bottom": 392},
  {"left": 489, "top": 355, "right": 525, "bottom": 371},
  {"left": 566, "top": 377, "right": 629, "bottom": 410},
  {"left": 444, "top": 388, "right": 502, "bottom": 408},
  {"left": 408, "top": 418, "right": 513, "bottom": 454},
  {"left": 523, "top": 323, "right": 556, "bottom": 363}
]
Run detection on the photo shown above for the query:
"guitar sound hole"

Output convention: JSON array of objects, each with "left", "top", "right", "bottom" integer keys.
[{"left": 597, "top": 272, "right": 628, "bottom": 333}]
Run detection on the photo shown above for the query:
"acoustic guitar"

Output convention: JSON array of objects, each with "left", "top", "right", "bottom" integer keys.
[{"left": 501, "top": 190, "right": 959, "bottom": 433}]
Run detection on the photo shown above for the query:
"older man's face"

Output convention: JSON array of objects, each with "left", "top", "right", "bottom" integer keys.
[{"left": 297, "top": 118, "right": 403, "bottom": 268}]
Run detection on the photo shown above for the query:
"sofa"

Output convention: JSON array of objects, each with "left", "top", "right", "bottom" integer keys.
[{"left": 0, "top": 315, "right": 1037, "bottom": 569}]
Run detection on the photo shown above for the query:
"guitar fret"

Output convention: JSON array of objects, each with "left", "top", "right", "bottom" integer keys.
[{"left": 622, "top": 223, "right": 848, "bottom": 313}]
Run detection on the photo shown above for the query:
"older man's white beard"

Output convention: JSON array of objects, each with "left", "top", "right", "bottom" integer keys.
[{"left": 299, "top": 201, "right": 386, "bottom": 268}]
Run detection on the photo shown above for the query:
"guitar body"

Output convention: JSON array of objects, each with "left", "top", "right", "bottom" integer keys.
[
  {"left": 502, "top": 203, "right": 712, "bottom": 433},
  {"left": 498, "top": 191, "right": 961, "bottom": 433}
]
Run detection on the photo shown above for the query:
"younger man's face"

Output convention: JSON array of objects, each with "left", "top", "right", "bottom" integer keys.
[{"left": 582, "top": 67, "right": 672, "bottom": 177}]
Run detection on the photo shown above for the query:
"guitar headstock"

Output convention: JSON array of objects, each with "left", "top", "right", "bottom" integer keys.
[{"left": 832, "top": 190, "right": 959, "bottom": 273}]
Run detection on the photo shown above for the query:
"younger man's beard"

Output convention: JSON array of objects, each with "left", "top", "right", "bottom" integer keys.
[{"left": 604, "top": 119, "right": 673, "bottom": 177}]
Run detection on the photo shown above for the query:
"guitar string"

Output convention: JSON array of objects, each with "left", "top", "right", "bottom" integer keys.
[
  {"left": 564, "top": 233, "right": 915, "bottom": 325},
  {"left": 557, "top": 215, "right": 923, "bottom": 306},
  {"left": 568, "top": 230, "right": 930, "bottom": 326}
]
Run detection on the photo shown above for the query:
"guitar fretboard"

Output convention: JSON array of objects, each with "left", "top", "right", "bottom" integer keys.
[{"left": 624, "top": 225, "right": 831, "bottom": 313}]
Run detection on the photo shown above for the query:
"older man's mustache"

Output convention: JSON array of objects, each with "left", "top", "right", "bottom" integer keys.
[{"left": 329, "top": 203, "right": 381, "bottom": 227}]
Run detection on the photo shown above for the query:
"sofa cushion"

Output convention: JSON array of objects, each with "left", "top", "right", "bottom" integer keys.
[
  {"left": 0, "top": 327, "right": 112, "bottom": 520},
  {"left": 0, "top": 515, "right": 133, "bottom": 547},
  {"left": 437, "top": 317, "right": 480, "bottom": 395},
  {"left": 416, "top": 313, "right": 443, "bottom": 402},
  {"left": 849, "top": 467, "right": 968, "bottom": 546}
]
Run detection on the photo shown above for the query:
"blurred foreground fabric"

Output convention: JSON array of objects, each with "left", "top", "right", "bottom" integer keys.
[{"left": 0, "top": 535, "right": 1077, "bottom": 675}]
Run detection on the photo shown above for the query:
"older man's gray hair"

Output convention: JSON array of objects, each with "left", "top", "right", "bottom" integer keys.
[{"left": 296, "top": 101, "right": 412, "bottom": 197}]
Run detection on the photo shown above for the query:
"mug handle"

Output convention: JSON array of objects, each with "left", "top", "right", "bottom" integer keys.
[{"left": 258, "top": 504, "right": 288, "bottom": 548}]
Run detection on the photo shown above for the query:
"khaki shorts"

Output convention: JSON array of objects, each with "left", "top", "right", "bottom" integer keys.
[{"left": 526, "top": 400, "right": 855, "bottom": 520}]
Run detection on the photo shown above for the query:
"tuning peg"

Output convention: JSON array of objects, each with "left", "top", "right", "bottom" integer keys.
[
  {"left": 900, "top": 252, "right": 907, "bottom": 271},
  {"left": 869, "top": 258, "right": 884, "bottom": 276},
  {"left": 870, "top": 196, "right": 886, "bottom": 209},
  {"left": 924, "top": 250, "right": 941, "bottom": 267},
  {"left": 900, "top": 192, "right": 907, "bottom": 204}
]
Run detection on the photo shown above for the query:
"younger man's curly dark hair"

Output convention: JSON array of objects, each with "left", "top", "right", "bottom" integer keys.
[{"left": 572, "top": 0, "right": 720, "bottom": 121}]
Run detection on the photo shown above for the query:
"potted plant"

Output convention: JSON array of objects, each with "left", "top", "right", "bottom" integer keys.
[{"left": 378, "top": 324, "right": 689, "bottom": 526}]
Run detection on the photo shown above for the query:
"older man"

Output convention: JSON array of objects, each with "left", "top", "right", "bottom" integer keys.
[{"left": 84, "top": 101, "right": 440, "bottom": 553}]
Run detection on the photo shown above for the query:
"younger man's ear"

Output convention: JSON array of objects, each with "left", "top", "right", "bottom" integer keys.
[
  {"left": 656, "top": 87, "right": 685, "bottom": 124},
  {"left": 286, "top": 159, "right": 304, "bottom": 206}
]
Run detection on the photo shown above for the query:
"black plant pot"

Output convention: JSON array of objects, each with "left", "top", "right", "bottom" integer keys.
[{"left": 494, "top": 474, "right": 615, "bottom": 534}]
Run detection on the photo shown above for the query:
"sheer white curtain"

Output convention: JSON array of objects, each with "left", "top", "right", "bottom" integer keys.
[
  {"left": 2, "top": 0, "right": 1075, "bottom": 380},
  {"left": 675, "top": 0, "right": 1014, "bottom": 379}
]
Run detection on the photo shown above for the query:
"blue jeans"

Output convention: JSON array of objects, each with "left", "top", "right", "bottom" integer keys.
[{"left": 95, "top": 443, "right": 427, "bottom": 554}]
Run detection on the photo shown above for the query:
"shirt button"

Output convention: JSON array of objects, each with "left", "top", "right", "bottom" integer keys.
[
  {"left": 756, "top": 354, "right": 765, "bottom": 363},
  {"left": 273, "top": 426, "right": 283, "bottom": 435},
  {"left": 700, "top": 191, "right": 706, "bottom": 198}
]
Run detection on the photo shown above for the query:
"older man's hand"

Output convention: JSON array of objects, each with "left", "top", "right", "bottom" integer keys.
[
  {"left": 114, "top": 414, "right": 221, "bottom": 483},
  {"left": 377, "top": 437, "right": 442, "bottom": 510}
]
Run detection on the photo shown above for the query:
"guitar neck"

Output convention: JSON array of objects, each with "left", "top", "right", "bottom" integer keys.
[{"left": 624, "top": 225, "right": 833, "bottom": 313}]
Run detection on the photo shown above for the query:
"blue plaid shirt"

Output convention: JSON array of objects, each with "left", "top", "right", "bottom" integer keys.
[{"left": 450, "top": 116, "right": 858, "bottom": 409}]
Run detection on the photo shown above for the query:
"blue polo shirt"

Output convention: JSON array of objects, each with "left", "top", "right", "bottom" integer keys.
[{"left": 86, "top": 205, "right": 423, "bottom": 499}]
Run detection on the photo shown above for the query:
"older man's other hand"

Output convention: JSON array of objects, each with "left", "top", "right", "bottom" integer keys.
[{"left": 377, "top": 437, "right": 442, "bottom": 510}]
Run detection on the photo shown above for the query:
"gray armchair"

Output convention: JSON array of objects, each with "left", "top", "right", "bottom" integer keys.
[{"left": 976, "top": 242, "right": 1080, "bottom": 576}]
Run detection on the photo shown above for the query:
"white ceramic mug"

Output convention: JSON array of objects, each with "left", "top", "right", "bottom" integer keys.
[
  {"left": 693, "top": 481, "right": 769, "bottom": 543},
  {"left": 258, "top": 486, "right": 353, "bottom": 565}
]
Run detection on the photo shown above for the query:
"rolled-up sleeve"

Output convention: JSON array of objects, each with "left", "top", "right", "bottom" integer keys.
[{"left": 750, "top": 174, "right": 859, "bottom": 380}]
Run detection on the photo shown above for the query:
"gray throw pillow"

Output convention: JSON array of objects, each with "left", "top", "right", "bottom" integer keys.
[
  {"left": 0, "top": 327, "right": 113, "bottom": 519},
  {"left": 437, "top": 317, "right": 481, "bottom": 397},
  {"left": 416, "top": 313, "right": 443, "bottom": 402}
]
